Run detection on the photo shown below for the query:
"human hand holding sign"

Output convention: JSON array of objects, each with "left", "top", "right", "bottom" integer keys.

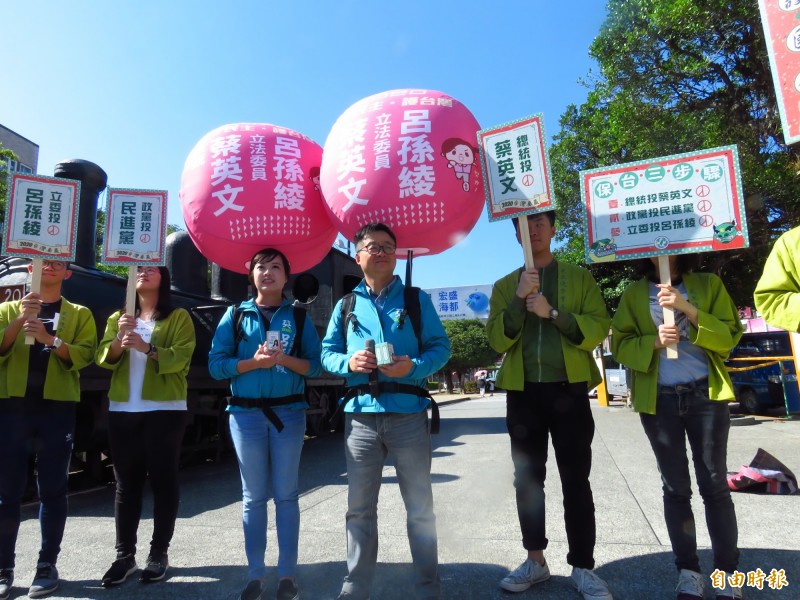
[{"left": 516, "top": 269, "right": 540, "bottom": 298}]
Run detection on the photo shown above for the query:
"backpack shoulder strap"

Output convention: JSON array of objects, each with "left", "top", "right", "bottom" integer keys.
[
  {"left": 291, "top": 305, "right": 305, "bottom": 357},
  {"left": 402, "top": 286, "right": 423, "bottom": 354},
  {"left": 340, "top": 293, "right": 358, "bottom": 334},
  {"left": 231, "top": 304, "right": 245, "bottom": 353}
]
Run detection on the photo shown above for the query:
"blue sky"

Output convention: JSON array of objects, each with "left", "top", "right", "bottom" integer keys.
[{"left": 2, "top": 1, "right": 608, "bottom": 290}]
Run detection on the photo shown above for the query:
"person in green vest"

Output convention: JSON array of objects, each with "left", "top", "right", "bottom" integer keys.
[
  {"left": 486, "top": 211, "right": 612, "bottom": 600},
  {"left": 611, "top": 254, "right": 744, "bottom": 600},
  {"left": 754, "top": 225, "right": 800, "bottom": 332},
  {"left": 95, "top": 266, "right": 195, "bottom": 588},
  {"left": 0, "top": 260, "right": 97, "bottom": 600}
]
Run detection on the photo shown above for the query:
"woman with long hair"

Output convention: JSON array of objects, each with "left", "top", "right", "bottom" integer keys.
[
  {"left": 611, "top": 254, "right": 744, "bottom": 600},
  {"left": 209, "top": 248, "right": 321, "bottom": 600},
  {"left": 96, "top": 266, "right": 196, "bottom": 587}
]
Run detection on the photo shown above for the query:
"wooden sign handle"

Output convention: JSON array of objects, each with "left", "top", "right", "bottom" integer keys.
[
  {"left": 25, "top": 259, "right": 43, "bottom": 345},
  {"left": 518, "top": 217, "right": 535, "bottom": 270},
  {"left": 126, "top": 266, "right": 137, "bottom": 317},
  {"left": 658, "top": 254, "right": 678, "bottom": 359}
]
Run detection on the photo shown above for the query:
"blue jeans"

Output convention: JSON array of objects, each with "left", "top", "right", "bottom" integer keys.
[
  {"left": 229, "top": 407, "right": 305, "bottom": 581},
  {"left": 0, "top": 407, "right": 75, "bottom": 569},
  {"left": 341, "top": 411, "right": 439, "bottom": 600},
  {"left": 640, "top": 379, "right": 739, "bottom": 573}
]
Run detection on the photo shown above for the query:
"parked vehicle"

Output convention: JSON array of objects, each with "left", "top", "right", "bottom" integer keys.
[
  {"left": 725, "top": 330, "right": 800, "bottom": 415},
  {"left": 602, "top": 352, "right": 630, "bottom": 401}
]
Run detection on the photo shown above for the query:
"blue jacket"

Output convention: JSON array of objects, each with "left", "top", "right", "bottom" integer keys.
[
  {"left": 208, "top": 299, "right": 322, "bottom": 410},
  {"left": 321, "top": 277, "right": 451, "bottom": 413}
]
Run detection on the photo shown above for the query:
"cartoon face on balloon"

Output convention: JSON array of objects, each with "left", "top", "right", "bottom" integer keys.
[
  {"left": 320, "top": 89, "right": 484, "bottom": 256},
  {"left": 179, "top": 123, "right": 337, "bottom": 274}
]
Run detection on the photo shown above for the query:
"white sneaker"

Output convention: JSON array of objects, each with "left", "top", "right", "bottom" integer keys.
[
  {"left": 716, "top": 572, "right": 743, "bottom": 600},
  {"left": 676, "top": 569, "right": 704, "bottom": 599},
  {"left": 571, "top": 567, "right": 613, "bottom": 600},
  {"left": 499, "top": 559, "right": 550, "bottom": 592}
]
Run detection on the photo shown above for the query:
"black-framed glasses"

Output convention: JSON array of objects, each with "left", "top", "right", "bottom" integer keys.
[
  {"left": 357, "top": 243, "right": 397, "bottom": 256},
  {"left": 42, "top": 261, "right": 67, "bottom": 270}
]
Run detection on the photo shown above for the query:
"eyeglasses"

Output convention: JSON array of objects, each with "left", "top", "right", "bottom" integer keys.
[
  {"left": 357, "top": 243, "right": 397, "bottom": 256},
  {"left": 42, "top": 261, "right": 67, "bottom": 270},
  {"left": 137, "top": 267, "right": 160, "bottom": 275}
]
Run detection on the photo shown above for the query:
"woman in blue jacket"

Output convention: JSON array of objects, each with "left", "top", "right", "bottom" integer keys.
[{"left": 209, "top": 248, "right": 321, "bottom": 600}]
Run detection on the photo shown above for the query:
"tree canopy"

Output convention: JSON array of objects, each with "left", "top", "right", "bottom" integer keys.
[
  {"left": 442, "top": 319, "right": 499, "bottom": 377},
  {"left": 550, "top": 0, "right": 800, "bottom": 309}
]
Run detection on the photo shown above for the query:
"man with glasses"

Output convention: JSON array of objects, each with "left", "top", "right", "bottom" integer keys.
[
  {"left": 0, "top": 260, "right": 97, "bottom": 599},
  {"left": 322, "top": 223, "right": 451, "bottom": 600},
  {"left": 486, "top": 212, "right": 613, "bottom": 600}
]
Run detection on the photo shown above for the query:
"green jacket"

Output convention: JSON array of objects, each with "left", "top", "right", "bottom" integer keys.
[
  {"left": 96, "top": 308, "right": 196, "bottom": 402},
  {"left": 0, "top": 297, "right": 97, "bottom": 401},
  {"left": 754, "top": 226, "right": 800, "bottom": 332},
  {"left": 487, "top": 262, "right": 610, "bottom": 391},
  {"left": 611, "top": 273, "right": 743, "bottom": 415}
]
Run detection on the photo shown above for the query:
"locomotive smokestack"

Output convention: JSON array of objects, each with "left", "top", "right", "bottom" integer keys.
[
  {"left": 53, "top": 159, "right": 108, "bottom": 269},
  {"left": 166, "top": 230, "right": 209, "bottom": 296}
]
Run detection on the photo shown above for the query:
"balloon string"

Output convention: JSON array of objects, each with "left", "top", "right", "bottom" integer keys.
[{"left": 405, "top": 250, "right": 413, "bottom": 288}]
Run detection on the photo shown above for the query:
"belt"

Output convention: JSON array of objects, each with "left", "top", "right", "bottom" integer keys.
[
  {"left": 332, "top": 383, "right": 440, "bottom": 434},
  {"left": 657, "top": 377, "right": 708, "bottom": 395},
  {"left": 228, "top": 394, "right": 305, "bottom": 432}
]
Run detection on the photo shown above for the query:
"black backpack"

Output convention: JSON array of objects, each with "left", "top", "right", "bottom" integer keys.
[
  {"left": 231, "top": 304, "right": 306, "bottom": 357},
  {"left": 339, "top": 285, "right": 423, "bottom": 352}
]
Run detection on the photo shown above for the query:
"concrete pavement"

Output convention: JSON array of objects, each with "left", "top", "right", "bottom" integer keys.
[{"left": 9, "top": 394, "right": 800, "bottom": 599}]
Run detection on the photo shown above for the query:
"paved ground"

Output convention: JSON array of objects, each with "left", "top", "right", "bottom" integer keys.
[{"left": 9, "top": 394, "right": 800, "bottom": 599}]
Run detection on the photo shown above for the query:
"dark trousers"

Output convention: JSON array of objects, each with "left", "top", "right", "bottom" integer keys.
[
  {"left": 640, "top": 380, "right": 739, "bottom": 573},
  {"left": 506, "top": 381, "right": 596, "bottom": 569},
  {"left": 108, "top": 410, "right": 187, "bottom": 558},
  {"left": 0, "top": 407, "right": 75, "bottom": 569}
]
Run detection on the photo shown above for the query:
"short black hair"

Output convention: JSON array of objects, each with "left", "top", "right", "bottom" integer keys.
[
  {"left": 512, "top": 210, "right": 556, "bottom": 230},
  {"left": 353, "top": 223, "right": 397, "bottom": 247},
  {"left": 248, "top": 248, "right": 291, "bottom": 286}
]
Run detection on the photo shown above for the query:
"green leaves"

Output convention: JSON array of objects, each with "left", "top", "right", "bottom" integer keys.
[
  {"left": 550, "top": 0, "right": 800, "bottom": 309},
  {"left": 442, "top": 319, "right": 499, "bottom": 376}
]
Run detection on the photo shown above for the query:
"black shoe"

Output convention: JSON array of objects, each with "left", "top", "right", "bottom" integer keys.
[
  {"left": 140, "top": 554, "right": 168, "bottom": 583},
  {"left": 101, "top": 555, "right": 137, "bottom": 588},
  {"left": 0, "top": 569, "right": 13, "bottom": 600},
  {"left": 240, "top": 579, "right": 263, "bottom": 600},
  {"left": 28, "top": 562, "right": 59, "bottom": 599},
  {"left": 277, "top": 578, "right": 299, "bottom": 600}
]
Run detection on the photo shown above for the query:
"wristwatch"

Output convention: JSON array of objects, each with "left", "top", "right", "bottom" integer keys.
[
  {"left": 51, "top": 336, "right": 64, "bottom": 349},
  {"left": 549, "top": 308, "right": 559, "bottom": 321}
]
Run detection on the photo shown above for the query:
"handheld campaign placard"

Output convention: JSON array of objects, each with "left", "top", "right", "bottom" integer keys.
[
  {"left": 758, "top": 0, "right": 800, "bottom": 145},
  {"left": 580, "top": 145, "right": 748, "bottom": 263},
  {"left": 581, "top": 145, "right": 748, "bottom": 357},
  {"left": 100, "top": 188, "right": 168, "bottom": 315},
  {"left": 3, "top": 173, "right": 81, "bottom": 260},
  {"left": 3, "top": 173, "right": 81, "bottom": 344},
  {"left": 478, "top": 114, "right": 555, "bottom": 271}
]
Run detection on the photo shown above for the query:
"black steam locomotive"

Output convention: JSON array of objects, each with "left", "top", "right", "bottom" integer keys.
[{"left": 0, "top": 159, "right": 363, "bottom": 479}]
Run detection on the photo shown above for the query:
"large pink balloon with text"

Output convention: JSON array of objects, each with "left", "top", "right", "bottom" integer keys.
[
  {"left": 180, "top": 123, "right": 337, "bottom": 274},
  {"left": 321, "top": 89, "right": 484, "bottom": 255}
]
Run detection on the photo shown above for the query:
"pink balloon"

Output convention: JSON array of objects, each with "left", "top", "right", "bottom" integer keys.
[
  {"left": 180, "top": 123, "right": 337, "bottom": 274},
  {"left": 321, "top": 89, "right": 484, "bottom": 256}
]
